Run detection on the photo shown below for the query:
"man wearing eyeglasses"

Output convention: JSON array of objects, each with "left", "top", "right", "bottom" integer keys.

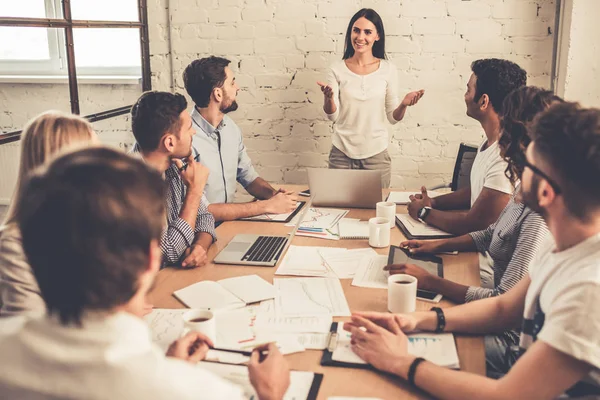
[{"left": 343, "top": 102, "right": 600, "bottom": 399}]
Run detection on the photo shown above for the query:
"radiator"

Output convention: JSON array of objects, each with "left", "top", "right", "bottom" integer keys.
[{"left": 0, "top": 143, "right": 20, "bottom": 205}]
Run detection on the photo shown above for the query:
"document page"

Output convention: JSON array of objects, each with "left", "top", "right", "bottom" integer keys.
[
  {"left": 351, "top": 255, "right": 389, "bottom": 289},
  {"left": 254, "top": 314, "right": 333, "bottom": 333},
  {"left": 275, "top": 245, "right": 344, "bottom": 277},
  {"left": 287, "top": 207, "right": 348, "bottom": 229},
  {"left": 396, "top": 214, "right": 453, "bottom": 238},
  {"left": 143, "top": 309, "right": 187, "bottom": 351},
  {"left": 218, "top": 275, "right": 275, "bottom": 304},
  {"left": 240, "top": 201, "right": 303, "bottom": 221},
  {"left": 274, "top": 277, "right": 351, "bottom": 317},
  {"left": 199, "top": 363, "right": 320, "bottom": 400},
  {"left": 321, "top": 248, "right": 378, "bottom": 279}
]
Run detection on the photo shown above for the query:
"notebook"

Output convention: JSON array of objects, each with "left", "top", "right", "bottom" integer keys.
[
  {"left": 386, "top": 190, "right": 442, "bottom": 205},
  {"left": 173, "top": 275, "right": 275, "bottom": 311},
  {"left": 338, "top": 219, "right": 369, "bottom": 239},
  {"left": 321, "top": 322, "right": 460, "bottom": 370},
  {"left": 395, "top": 213, "right": 454, "bottom": 240}
]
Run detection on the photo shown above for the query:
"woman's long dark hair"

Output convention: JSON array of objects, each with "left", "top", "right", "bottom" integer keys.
[
  {"left": 499, "top": 86, "right": 563, "bottom": 184},
  {"left": 342, "top": 8, "right": 387, "bottom": 60}
]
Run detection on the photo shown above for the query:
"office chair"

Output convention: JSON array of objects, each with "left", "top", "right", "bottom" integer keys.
[{"left": 429, "top": 143, "right": 478, "bottom": 191}]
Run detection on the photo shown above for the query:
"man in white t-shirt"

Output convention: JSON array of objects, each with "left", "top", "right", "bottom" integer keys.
[
  {"left": 343, "top": 102, "right": 600, "bottom": 399},
  {"left": 408, "top": 59, "right": 526, "bottom": 236},
  {"left": 0, "top": 147, "right": 290, "bottom": 400}
]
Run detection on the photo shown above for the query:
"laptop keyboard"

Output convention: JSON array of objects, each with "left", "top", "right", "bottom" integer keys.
[{"left": 242, "top": 236, "right": 288, "bottom": 262}]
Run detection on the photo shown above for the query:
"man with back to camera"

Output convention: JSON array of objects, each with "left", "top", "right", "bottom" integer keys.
[
  {"left": 131, "top": 91, "right": 215, "bottom": 269},
  {"left": 183, "top": 56, "right": 298, "bottom": 222},
  {"left": 408, "top": 59, "right": 527, "bottom": 237},
  {"left": 0, "top": 147, "right": 291, "bottom": 399}
]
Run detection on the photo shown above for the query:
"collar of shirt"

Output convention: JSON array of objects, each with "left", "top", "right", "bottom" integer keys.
[{"left": 191, "top": 107, "right": 226, "bottom": 139}]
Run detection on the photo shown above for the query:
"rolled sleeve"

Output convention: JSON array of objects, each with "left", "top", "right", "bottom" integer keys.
[
  {"left": 160, "top": 218, "right": 195, "bottom": 266},
  {"left": 236, "top": 135, "right": 259, "bottom": 188},
  {"left": 195, "top": 200, "right": 217, "bottom": 243}
]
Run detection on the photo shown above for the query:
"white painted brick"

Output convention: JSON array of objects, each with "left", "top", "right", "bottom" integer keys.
[
  {"left": 305, "top": 20, "right": 326, "bottom": 36},
  {"left": 466, "top": 36, "right": 511, "bottom": 54},
  {"left": 391, "top": 157, "right": 419, "bottom": 172},
  {"left": 255, "top": 74, "right": 293, "bottom": 88},
  {"left": 512, "top": 37, "right": 553, "bottom": 56},
  {"left": 219, "top": 0, "right": 243, "bottom": 6},
  {"left": 267, "top": 89, "right": 307, "bottom": 103},
  {"left": 274, "top": 4, "right": 317, "bottom": 21},
  {"left": 316, "top": 136, "right": 332, "bottom": 153},
  {"left": 313, "top": 123, "right": 332, "bottom": 137},
  {"left": 284, "top": 54, "right": 305, "bottom": 69},
  {"left": 317, "top": 1, "right": 359, "bottom": 18},
  {"left": 447, "top": 1, "right": 491, "bottom": 18},
  {"left": 410, "top": 55, "right": 435, "bottom": 71},
  {"left": 255, "top": 166, "right": 284, "bottom": 182},
  {"left": 179, "top": 24, "right": 198, "bottom": 39},
  {"left": 274, "top": 21, "right": 305, "bottom": 36},
  {"left": 245, "top": 138, "right": 278, "bottom": 151},
  {"left": 492, "top": 1, "right": 538, "bottom": 20},
  {"left": 211, "top": 40, "right": 254, "bottom": 55},
  {"left": 325, "top": 18, "right": 350, "bottom": 36},
  {"left": 254, "top": 22, "right": 277, "bottom": 38},
  {"left": 537, "top": 1, "right": 557, "bottom": 19},
  {"left": 217, "top": 25, "right": 237, "bottom": 39},
  {"left": 290, "top": 70, "right": 321, "bottom": 89},
  {"left": 264, "top": 56, "right": 285, "bottom": 70},
  {"left": 235, "top": 89, "right": 266, "bottom": 104},
  {"left": 456, "top": 20, "right": 502, "bottom": 37},
  {"left": 245, "top": 104, "right": 285, "bottom": 120},
  {"left": 385, "top": 19, "right": 413, "bottom": 36},
  {"left": 291, "top": 123, "right": 312, "bottom": 138},
  {"left": 434, "top": 55, "right": 455, "bottom": 71},
  {"left": 279, "top": 139, "right": 318, "bottom": 152},
  {"left": 503, "top": 21, "right": 552, "bottom": 37},
  {"left": 197, "top": 24, "right": 219, "bottom": 39},
  {"left": 207, "top": 7, "right": 241, "bottom": 23},
  {"left": 413, "top": 19, "right": 456, "bottom": 35},
  {"left": 363, "top": 1, "right": 402, "bottom": 18},
  {"left": 271, "top": 122, "right": 292, "bottom": 137},
  {"left": 284, "top": 169, "right": 307, "bottom": 184},
  {"left": 255, "top": 38, "right": 297, "bottom": 54},
  {"left": 389, "top": 55, "right": 411, "bottom": 71},
  {"left": 421, "top": 36, "right": 465, "bottom": 53},
  {"left": 298, "top": 153, "right": 327, "bottom": 168},
  {"left": 171, "top": 8, "right": 208, "bottom": 24},
  {"left": 237, "top": 24, "right": 256, "bottom": 38},
  {"left": 306, "top": 52, "right": 333, "bottom": 69},
  {"left": 526, "top": 75, "right": 552, "bottom": 89},
  {"left": 172, "top": 38, "right": 211, "bottom": 54},
  {"left": 401, "top": 1, "right": 447, "bottom": 18},
  {"left": 387, "top": 36, "right": 421, "bottom": 54},
  {"left": 261, "top": 153, "right": 298, "bottom": 167},
  {"left": 241, "top": 6, "right": 274, "bottom": 21},
  {"left": 297, "top": 36, "right": 336, "bottom": 52},
  {"left": 240, "top": 58, "right": 263, "bottom": 74},
  {"left": 418, "top": 160, "right": 455, "bottom": 174}
]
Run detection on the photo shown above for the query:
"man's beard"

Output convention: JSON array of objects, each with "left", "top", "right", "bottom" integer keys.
[
  {"left": 521, "top": 175, "right": 546, "bottom": 218},
  {"left": 221, "top": 100, "right": 238, "bottom": 114}
]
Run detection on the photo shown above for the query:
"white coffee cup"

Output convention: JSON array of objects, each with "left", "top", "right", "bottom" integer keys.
[
  {"left": 369, "top": 217, "right": 391, "bottom": 248},
  {"left": 376, "top": 201, "right": 396, "bottom": 229},
  {"left": 388, "top": 274, "right": 417, "bottom": 313},
  {"left": 182, "top": 310, "right": 216, "bottom": 343}
]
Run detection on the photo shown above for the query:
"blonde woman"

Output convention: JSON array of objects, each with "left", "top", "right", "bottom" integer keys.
[{"left": 0, "top": 112, "right": 95, "bottom": 318}]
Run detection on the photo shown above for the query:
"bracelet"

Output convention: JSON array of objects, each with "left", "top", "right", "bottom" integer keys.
[
  {"left": 407, "top": 357, "right": 426, "bottom": 386},
  {"left": 430, "top": 307, "right": 446, "bottom": 333}
]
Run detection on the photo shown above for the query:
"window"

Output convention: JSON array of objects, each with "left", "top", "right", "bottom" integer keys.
[{"left": 0, "top": 0, "right": 142, "bottom": 77}]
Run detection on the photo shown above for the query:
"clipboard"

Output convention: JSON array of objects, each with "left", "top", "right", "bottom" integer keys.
[
  {"left": 395, "top": 214, "right": 454, "bottom": 240},
  {"left": 239, "top": 201, "right": 306, "bottom": 223},
  {"left": 320, "top": 322, "right": 374, "bottom": 370}
]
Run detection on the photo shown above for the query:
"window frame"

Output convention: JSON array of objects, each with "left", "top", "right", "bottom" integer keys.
[{"left": 0, "top": 0, "right": 151, "bottom": 144}]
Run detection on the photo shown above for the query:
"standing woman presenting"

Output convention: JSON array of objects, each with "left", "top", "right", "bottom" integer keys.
[{"left": 318, "top": 8, "right": 424, "bottom": 188}]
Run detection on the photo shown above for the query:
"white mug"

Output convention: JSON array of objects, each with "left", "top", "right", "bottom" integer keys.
[
  {"left": 182, "top": 310, "right": 216, "bottom": 343},
  {"left": 376, "top": 201, "right": 396, "bottom": 229},
  {"left": 388, "top": 274, "right": 417, "bottom": 313},
  {"left": 369, "top": 217, "right": 391, "bottom": 248}
]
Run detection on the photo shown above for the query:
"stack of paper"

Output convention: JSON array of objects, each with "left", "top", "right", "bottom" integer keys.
[
  {"left": 320, "top": 248, "right": 378, "bottom": 279},
  {"left": 351, "top": 255, "right": 389, "bottom": 289},
  {"left": 173, "top": 275, "right": 275, "bottom": 311}
]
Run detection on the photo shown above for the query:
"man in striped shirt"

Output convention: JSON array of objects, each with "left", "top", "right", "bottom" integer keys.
[{"left": 131, "top": 91, "right": 216, "bottom": 268}]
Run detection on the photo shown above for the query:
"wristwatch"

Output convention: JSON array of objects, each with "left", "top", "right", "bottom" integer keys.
[{"left": 417, "top": 206, "right": 432, "bottom": 223}]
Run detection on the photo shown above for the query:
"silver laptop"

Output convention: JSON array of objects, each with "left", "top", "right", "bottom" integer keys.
[
  {"left": 213, "top": 197, "right": 312, "bottom": 267},
  {"left": 307, "top": 168, "right": 382, "bottom": 209}
]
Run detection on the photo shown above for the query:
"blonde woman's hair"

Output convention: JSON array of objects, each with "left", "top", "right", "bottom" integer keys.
[{"left": 3, "top": 111, "right": 95, "bottom": 224}]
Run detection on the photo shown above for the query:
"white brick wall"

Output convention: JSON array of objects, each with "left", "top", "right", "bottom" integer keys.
[
  {"left": 151, "top": 0, "right": 556, "bottom": 189},
  {"left": 0, "top": 0, "right": 557, "bottom": 204}
]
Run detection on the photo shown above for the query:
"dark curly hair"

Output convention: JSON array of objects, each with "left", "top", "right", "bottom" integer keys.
[
  {"left": 471, "top": 59, "right": 527, "bottom": 115},
  {"left": 343, "top": 8, "right": 387, "bottom": 60},
  {"left": 498, "top": 86, "right": 563, "bottom": 184},
  {"left": 131, "top": 91, "right": 187, "bottom": 152},
  {"left": 530, "top": 102, "right": 600, "bottom": 219},
  {"left": 184, "top": 56, "right": 231, "bottom": 108}
]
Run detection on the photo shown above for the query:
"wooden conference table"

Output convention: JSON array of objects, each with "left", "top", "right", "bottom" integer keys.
[{"left": 147, "top": 186, "right": 485, "bottom": 400}]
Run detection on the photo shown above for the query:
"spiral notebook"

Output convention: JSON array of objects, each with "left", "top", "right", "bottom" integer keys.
[{"left": 338, "top": 219, "right": 369, "bottom": 239}]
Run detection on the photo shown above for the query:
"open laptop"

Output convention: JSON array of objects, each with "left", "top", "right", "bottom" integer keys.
[
  {"left": 213, "top": 197, "right": 312, "bottom": 267},
  {"left": 307, "top": 168, "right": 382, "bottom": 209}
]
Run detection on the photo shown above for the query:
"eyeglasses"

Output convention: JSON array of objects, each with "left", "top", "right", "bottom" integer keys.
[{"left": 522, "top": 158, "right": 562, "bottom": 195}]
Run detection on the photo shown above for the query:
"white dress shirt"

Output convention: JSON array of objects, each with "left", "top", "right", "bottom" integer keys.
[
  {"left": 325, "top": 59, "right": 400, "bottom": 159},
  {"left": 0, "top": 311, "right": 245, "bottom": 399}
]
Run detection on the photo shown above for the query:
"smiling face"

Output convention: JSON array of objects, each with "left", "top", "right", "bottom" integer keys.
[{"left": 350, "top": 17, "right": 379, "bottom": 55}]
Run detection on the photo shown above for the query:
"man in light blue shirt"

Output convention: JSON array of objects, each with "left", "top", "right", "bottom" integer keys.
[{"left": 184, "top": 56, "right": 297, "bottom": 222}]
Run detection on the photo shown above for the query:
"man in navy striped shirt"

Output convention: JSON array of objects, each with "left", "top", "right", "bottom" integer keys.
[{"left": 131, "top": 91, "right": 216, "bottom": 268}]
